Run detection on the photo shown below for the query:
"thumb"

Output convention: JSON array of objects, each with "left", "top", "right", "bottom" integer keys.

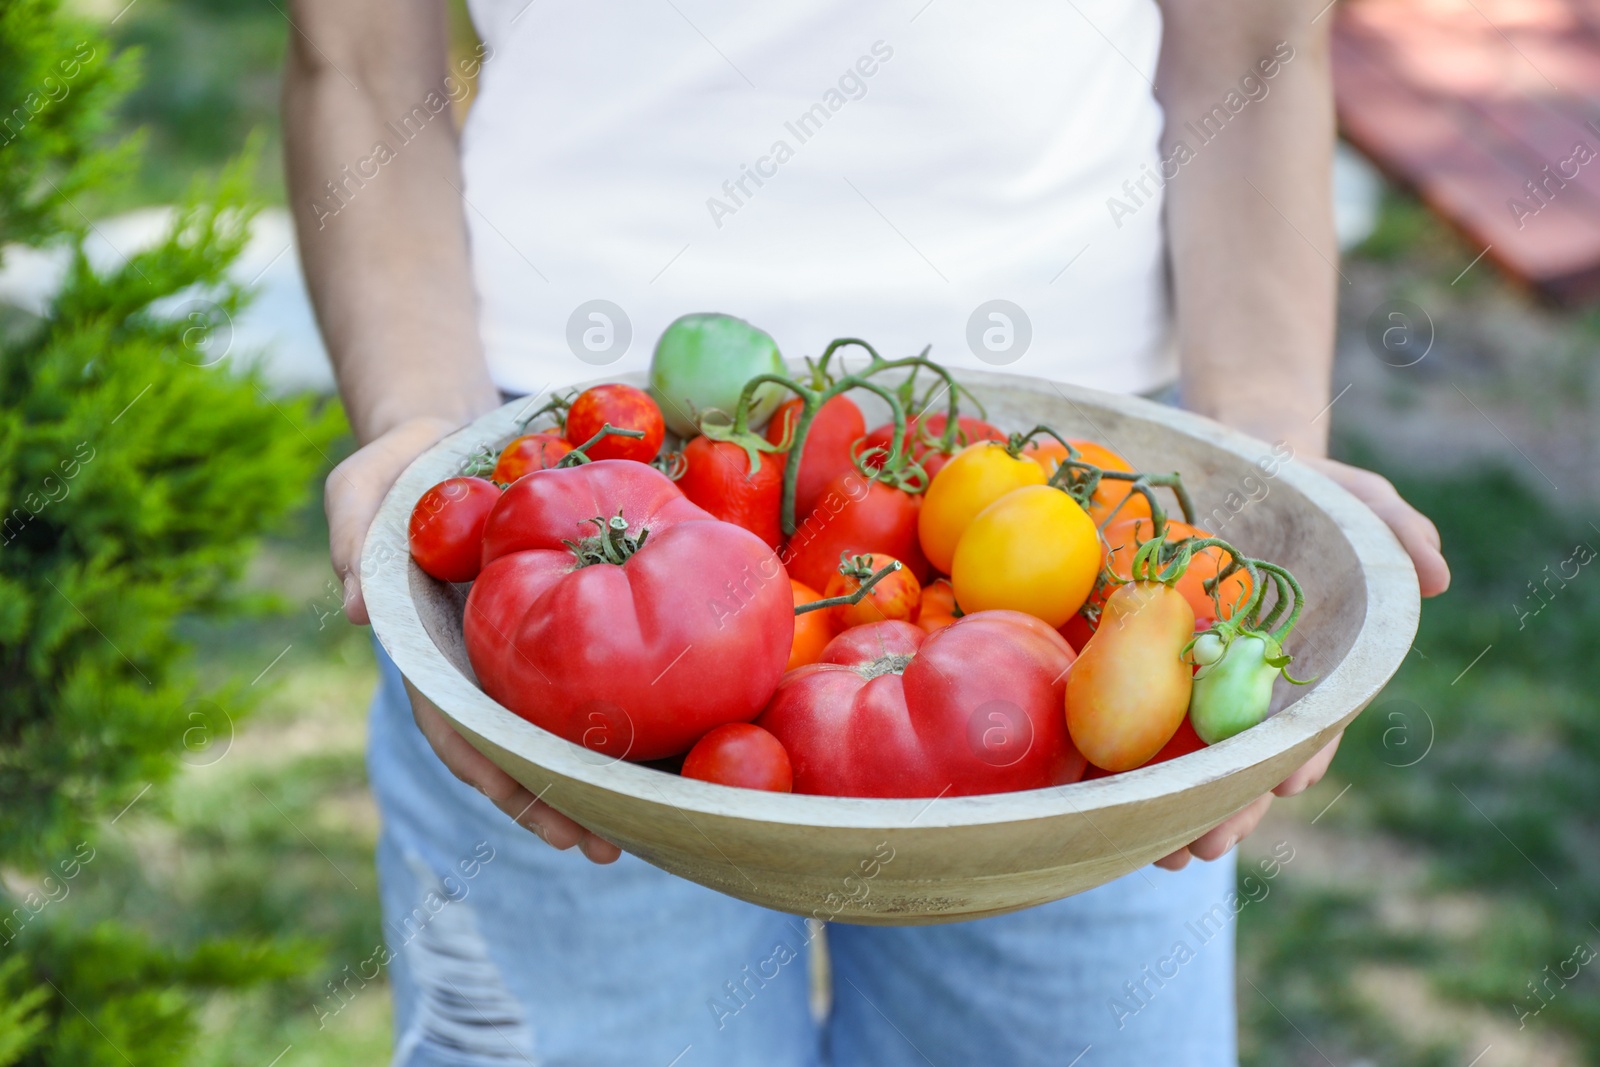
[{"left": 326, "top": 417, "right": 461, "bottom": 625}]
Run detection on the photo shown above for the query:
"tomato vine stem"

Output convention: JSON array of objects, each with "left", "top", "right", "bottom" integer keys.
[{"left": 794, "top": 559, "right": 902, "bottom": 615}]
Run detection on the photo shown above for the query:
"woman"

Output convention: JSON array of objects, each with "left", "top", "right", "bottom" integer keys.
[{"left": 286, "top": 1, "right": 1449, "bottom": 1063}]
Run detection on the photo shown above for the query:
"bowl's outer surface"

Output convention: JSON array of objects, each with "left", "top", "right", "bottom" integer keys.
[{"left": 364, "top": 367, "right": 1420, "bottom": 925}]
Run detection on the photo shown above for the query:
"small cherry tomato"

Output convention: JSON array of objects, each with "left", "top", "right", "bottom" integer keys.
[
  {"left": 823, "top": 553, "right": 921, "bottom": 633},
  {"left": 492, "top": 432, "right": 573, "bottom": 483},
  {"left": 788, "top": 580, "right": 834, "bottom": 670},
  {"left": 677, "top": 436, "right": 785, "bottom": 549},
  {"left": 1024, "top": 438, "right": 1150, "bottom": 525},
  {"left": 565, "top": 383, "right": 665, "bottom": 463},
  {"left": 784, "top": 472, "right": 929, "bottom": 591},
  {"left": 917, "top": 442, "right": 1046, "bottom": 574},
  {"left": 1066, "top": 580, "right": 1195, "bottom": 771},
  {"left": 951, "top": 485, "right": 1100, "bottom": 628},
  {"left": 409, "top": 476, "right": 502, "bottom": 582},
  {"left": 682, "top": 723, "right": 793, "bottom": 792},
  {"left": 917, "top": 580, "right": 961, "bottom": 635}
]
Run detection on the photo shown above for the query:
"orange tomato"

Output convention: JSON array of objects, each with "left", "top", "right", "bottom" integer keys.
[
  {"left": 1081, "top": 718, "right": 1207, "bottom": 779},
  {"left": 1023, "top": 438, "right": 1150, "bottom": 525},
  {"left": 1066, "top": 581, "right": 1195, "bottom": 771},
  {"left": 1101, "top": 517, "right": 1252, "bottom": 624},
  {"left": 822, "top": 553, "right": 922, "bottom": 633},
  {"left": 788, "top": 580, "right": 833, "bottom": 670},
  {"left": 917, "top": 580, "right": 961, "bottom": 635}
]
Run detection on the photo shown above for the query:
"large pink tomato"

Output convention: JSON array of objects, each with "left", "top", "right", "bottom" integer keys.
[
  {"left": 466, "top": 461, "right": 793, "bottom": 761},
  {"left": 755, "top": 612, "right": 1086, "bottom": 797}
]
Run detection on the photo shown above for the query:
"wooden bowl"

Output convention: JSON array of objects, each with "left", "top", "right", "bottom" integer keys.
[{"left": 364, "top": 367, "right": 1419, "bottom": 925}]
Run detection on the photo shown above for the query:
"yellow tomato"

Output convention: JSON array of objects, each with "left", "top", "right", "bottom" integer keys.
[
  {"left": 917, "top": 442, "right": 1046, "bottom": 574},
  {"left": 950, "top": 485, "right": 1101, "bottom": 627}
]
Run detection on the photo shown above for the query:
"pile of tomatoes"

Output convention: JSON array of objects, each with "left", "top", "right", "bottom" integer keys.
[{"left": 407, "top": 315, "right": 1308, "bottom": 799}]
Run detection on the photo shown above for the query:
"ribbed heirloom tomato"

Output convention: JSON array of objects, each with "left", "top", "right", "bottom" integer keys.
[
  {"left": 466, "top": 460, "right": 793, "bottom": 761},
  {"left": 756, "top": 612, "right": 1087, "bottom": 797}
]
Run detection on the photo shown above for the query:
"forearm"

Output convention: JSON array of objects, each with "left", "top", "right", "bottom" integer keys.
[
  {"left": 1156, "top": 1, "right": 1336, "bottom": 456},
  {"left": 284, "top": 0, "right": 497, "bottom": 445}
]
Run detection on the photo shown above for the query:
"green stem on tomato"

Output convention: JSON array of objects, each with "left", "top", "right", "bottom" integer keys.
[
  {"left": 555, "top": 423, "right": 646, "bottom": 467},
  {"left": 793, "top": 559, "right": 902, "bottom": 614}
]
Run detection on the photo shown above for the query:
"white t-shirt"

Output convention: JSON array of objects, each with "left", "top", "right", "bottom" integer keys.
[{"left": 460, "top": 0, "right": 1172, "bottom": 396}]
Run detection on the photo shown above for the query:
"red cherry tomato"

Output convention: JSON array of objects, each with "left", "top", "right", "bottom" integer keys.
[
  {"left": 408, "top": 476, "right": 501, "bottom": 582},
  {"left": 783, "top": 472, "right": 929, "bottom": 592},
  {"left": 676, "top": 436, "right": 784, "bottom": 549},
  {"left": 766, "top": 394, "right": 867, "bottom": 519},
  {"left": 565, "top": 383, "right": 665, "bottom": 463},
  {"left": 682, "top": 723, "right": 794, "bottom": 792},
  {"left": 822, "top": 552, "right": 921, "bottom": 633},
  {"left": 492, "top": 432, "right": 573, "bottom": 483}
]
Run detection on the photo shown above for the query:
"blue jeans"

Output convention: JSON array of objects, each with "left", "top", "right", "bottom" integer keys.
[{"left": 367, "top": 644, "right": 1238, "bottom": 1066}]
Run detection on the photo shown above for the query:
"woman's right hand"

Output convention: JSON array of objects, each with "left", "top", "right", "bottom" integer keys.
[{"left": 326, "top": 416, "right": 621, "bottom": 864}]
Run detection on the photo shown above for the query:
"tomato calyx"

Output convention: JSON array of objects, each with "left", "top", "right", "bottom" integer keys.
[
  {"left": 459, "top": 444, "right": 501, "bottom": 481},
  {"left": 562, "top": 511, "right": 650, "bottom": 567},
  {"left": 653, "top": 449, "right": 688, "bottom": 480},
  {"left": 853, "top": 651, "right": 916, "bottom": 680},
  {"left": 836, "top": 552, "right": 880, "bottom": 583},
  {"left": 699, "top": 411, "right": 788, "bottom": 478},
  {"left": 1176, "top": 548, "right": 1309, "bottom": 679},
  {"left": 556, "top": 423, "right": 647, "bottom": 467}
]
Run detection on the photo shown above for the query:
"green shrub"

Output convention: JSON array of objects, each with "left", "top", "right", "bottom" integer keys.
[{"left": 0, "top": 1, "right": 341, "bottom": 1061}]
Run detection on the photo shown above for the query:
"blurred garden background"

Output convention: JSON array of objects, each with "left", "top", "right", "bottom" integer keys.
[{"left": 2, "top": 1, "right": 1597, "bottom": 1064}]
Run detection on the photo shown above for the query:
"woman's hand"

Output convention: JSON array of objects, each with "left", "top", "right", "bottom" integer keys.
[{"left": 1153, "top": 455, "right": 1449, "bottom": 871}]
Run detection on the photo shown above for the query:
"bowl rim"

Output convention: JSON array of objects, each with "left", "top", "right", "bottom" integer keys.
[{"left": 364, "top": 367, "right": 1421, "bottom": 832}]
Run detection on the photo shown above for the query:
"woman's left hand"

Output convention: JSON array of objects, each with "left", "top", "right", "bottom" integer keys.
[{"left": 1153, "top": 455, "right": 1450, "bottom": 871}]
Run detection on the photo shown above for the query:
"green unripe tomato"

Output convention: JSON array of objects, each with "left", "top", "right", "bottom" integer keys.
[
  {"left": 649, "top": 313, "right": 787, "bottom": 437},
  {"left": 1189, "top": 633, "right": 1279, "bottom": 744}
]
